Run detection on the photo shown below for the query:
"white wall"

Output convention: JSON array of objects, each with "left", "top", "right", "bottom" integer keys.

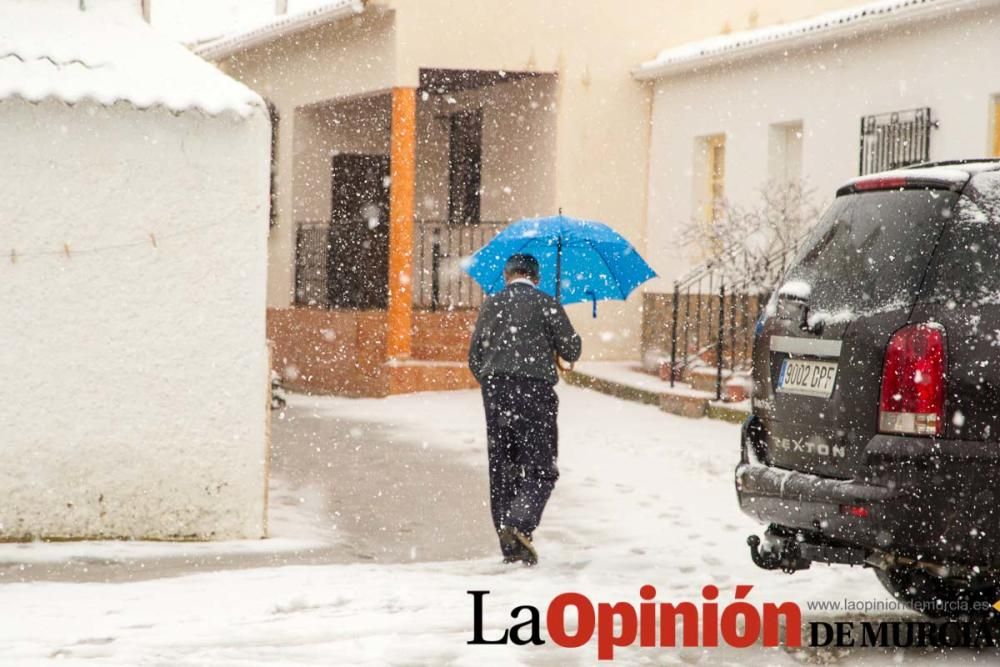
[
  {"left": 0, "top": 98, "right": 271, "bottom": 540},
  {"left": 414, "top": 75, "right": 559, "bottom": 223},
  {"left": 294, "top": 95, "right": 392, "bottom": 224},
  {"left": 217, "top": 9, "right": 397, "bottom": 308},
  {"left": 645, "top": 4, "right": 1000, "bottom": 290}
]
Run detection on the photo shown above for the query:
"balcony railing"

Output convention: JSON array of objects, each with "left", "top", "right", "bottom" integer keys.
[
  {"left": 414, "top": 220, "right": 504, "bottom": 309},
  {"left": 294, "top": 219, "right": 505, "bottom": 310}
]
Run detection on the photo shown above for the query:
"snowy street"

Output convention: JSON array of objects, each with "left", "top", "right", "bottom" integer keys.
[
  {"left": 2, "top": 386, "right": 993, "bottom": 665},
  {"left": 9, "top": 0, "right": 1000, "bottom": 664}
]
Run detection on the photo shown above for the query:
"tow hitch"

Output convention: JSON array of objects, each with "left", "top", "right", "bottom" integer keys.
[{"left": 747, "top": 533, "right": 811, "bottom": 573}]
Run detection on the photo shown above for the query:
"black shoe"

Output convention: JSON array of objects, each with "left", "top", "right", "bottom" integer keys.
[
  {"left": 499, "top": 526, "right": 538, "bottom": 566},
  {"left": 499, "top": 527, "right": 519, "bottom": 563}
]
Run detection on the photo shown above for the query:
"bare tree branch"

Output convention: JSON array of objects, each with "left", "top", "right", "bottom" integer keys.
[{"left": 681, "top": 179, "right": 824, "bottom": 291}]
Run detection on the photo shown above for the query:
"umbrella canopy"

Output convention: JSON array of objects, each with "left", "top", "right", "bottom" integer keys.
[{"left": 463, "top": 214, "right": 657, "bottom": 314}]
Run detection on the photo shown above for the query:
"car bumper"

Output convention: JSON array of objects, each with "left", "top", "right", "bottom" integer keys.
[{"left": 736, "top": 415, "right": 1000, "bottom": 567}]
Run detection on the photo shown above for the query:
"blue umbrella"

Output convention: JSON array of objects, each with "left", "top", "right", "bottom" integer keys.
[{"left": 463, "top": 214, "right": 657, "bottom": 317}]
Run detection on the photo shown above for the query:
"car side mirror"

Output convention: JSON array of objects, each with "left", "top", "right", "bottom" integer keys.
[{"left": 776, "top": 294, "right": 806, "bottom": 322}]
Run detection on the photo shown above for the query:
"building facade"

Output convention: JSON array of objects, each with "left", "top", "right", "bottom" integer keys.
[
  {"left": 192, "top": 0, "right": 862, "bottom": 396},
  {"left": 640, "top": 0, "right": 1000, "bottom": 287},
  {"left": 637, "top": 0, "right": 1000, "bottom": 369}
]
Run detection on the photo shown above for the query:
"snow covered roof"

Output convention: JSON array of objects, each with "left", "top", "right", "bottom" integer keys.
[
  {"left": 193, "top": 0, "right": 365, "bottom": 61},
  {"left": 635, "top": 0, "right": 999, "bottom": 79},
  {"left": 0, "top": 0, "right": 264, "bottom": 117}
]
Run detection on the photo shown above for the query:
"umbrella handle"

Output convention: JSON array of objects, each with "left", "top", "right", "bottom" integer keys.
[
  {"left": 555, "top": 354, "right": 575, "bottom": 374},
  {"left": 585, "top": 290, "right": 597, "bottom": 318}
]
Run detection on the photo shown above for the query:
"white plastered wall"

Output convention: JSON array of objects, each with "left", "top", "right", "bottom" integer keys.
[
  {"left": 645, "top": 4, "right": 1000, "bottom": 291},
  {"left": 217, "top": 8, "right": 398, "bottom": 308},
  {"left": 0, "top": 99, "right": 271, "bottom": 540},
  {"left": 413, "top": 74, "right": 559, "bottom": 223},
  {"left": 294, "top": 94, "right": 393, "bottom": 224}
]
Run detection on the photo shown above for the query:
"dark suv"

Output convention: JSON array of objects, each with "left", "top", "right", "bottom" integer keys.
[{"left": 739, "top": 160, "right": 1000, "bottom": 615}]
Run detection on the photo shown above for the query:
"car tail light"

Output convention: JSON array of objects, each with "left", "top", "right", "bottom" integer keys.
[
  {"left": 840, "top": 504, "right": 869, "bottom": 519},
  {"left": 879, "top": 323, "right": 947, "bottom": 436},
  {"left": 853, "top": 176, "right": 908, "bottom": 191}
]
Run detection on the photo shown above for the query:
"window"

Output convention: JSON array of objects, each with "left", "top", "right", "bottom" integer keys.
[
  {"left": 704, "top": 134, "right": 726, "bottom": 224},
  {"left": 768, "top": 121, "right": 803, "bottom": 184},
  {"left": 859, "top": 107, "right": 933, "bottom": 175},
  {"left": 923, "top": 171, "right": 1000, "bottom": 304},
  {"left": 786, "top": 189, "right": 959, "bottom": 313}
]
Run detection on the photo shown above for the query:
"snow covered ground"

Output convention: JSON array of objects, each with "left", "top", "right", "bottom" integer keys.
[{"left": 0, "top": 387, "right": 994, "bottom": 665}]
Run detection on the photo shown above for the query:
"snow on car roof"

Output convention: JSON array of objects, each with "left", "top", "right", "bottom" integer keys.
[
  {"left": 838, "top": 165, "right": 974, "bottom": 194},
  {"left": 907, "top": 160, "right": 1000, "bottom": 175},
  {"left": 634, "top": 0, "right": 985, "bottom": 79},
  {"left": 0, "top": 0, "right": 263, "bottom": 117}
]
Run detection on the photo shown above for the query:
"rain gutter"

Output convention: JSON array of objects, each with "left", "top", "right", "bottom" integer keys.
[
  {"left": 193, "top": 0, "right": 366, "bottom": 61},
  {"left": 633, "top": 0, "right": 1000, "bottom": 81}
]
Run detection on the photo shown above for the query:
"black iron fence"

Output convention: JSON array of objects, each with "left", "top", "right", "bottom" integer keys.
[
  {"left": 859, "top": 107, "right": 934, "bottom": 176},
  {"left": 294, "top": 219, "right": 504, "bottom": 310},
  {"left": 414, "top": 220, "right": 504, "bottom": 310},
  {"left": 662, "top": 242, "right": 801, "bottom": 399},
  {"left": 294, "top": 221, "right": 330, "bottom": 308}
]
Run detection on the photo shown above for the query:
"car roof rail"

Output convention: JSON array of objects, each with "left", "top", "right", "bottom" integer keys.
[
  {"left": 903, "top": 158, "right": 1000, "bottom": 172},
  {"left": 838, "top": 160, "right": 1000, "bottom": 196}
]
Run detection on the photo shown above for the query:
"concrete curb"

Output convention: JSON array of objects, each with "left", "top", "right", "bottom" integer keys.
[
  {"left": 563, "top": 369, "right": 661, "bottom": 406},
  {"left": 564, "top": 368, "right": 750, "bottom": 423}
]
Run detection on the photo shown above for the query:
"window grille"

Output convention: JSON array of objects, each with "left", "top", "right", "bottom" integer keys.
[{"left": 859, "top": 107, "right": 934, "bottom": 175}]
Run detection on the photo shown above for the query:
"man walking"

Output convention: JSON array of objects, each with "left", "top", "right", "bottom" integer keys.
[{"left": 468, "top": 253, "right": 582, "bottom": 565}]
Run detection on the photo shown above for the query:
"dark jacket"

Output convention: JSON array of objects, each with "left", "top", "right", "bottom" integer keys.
[{"left": 468, "top": 282, "right": 582, "bottom": 385}]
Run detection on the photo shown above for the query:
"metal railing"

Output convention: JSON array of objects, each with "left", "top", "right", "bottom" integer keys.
[
  {"left": 859, "top": 107, "right": 934, "bottom": 176},
  {"left": 414, "top": 220, "right": 504, "bottom": 310},
  {"left": 294, "top": 219, "right": 505, "bottom": 310},
  {"left": 667, "top": 242, "right": 801, "bottom": 399},
  {"left": 294, "top": 221, "right": 330, "bottom": 308}
]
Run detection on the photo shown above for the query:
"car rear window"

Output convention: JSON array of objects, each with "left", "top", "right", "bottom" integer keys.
[
  {"left": 922, "top": 172, "right": 1000, "bottom": 305},
  {"left": 783, "top": 189, "right": 960, "bottom": 315}
]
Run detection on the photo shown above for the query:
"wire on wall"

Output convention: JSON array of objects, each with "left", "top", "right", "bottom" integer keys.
[{"left": 5, "top": 218, "right": 237, "bottom": 265}]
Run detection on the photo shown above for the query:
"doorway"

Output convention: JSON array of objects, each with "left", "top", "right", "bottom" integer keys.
[
  {"left": 447, "top": 109, "right": 483, "bottom": 225},
  {"left": 328, "top": 153, "right": 390, "bottom": 309}
]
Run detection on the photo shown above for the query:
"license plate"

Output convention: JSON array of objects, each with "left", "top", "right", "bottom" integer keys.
[{"left": 777, "top": 358, "right": 838, "bottom": 398}]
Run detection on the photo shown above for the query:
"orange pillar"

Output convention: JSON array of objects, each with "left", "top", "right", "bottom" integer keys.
[{"left": 387, "top": 87, "right": 417, "bottom": 359}]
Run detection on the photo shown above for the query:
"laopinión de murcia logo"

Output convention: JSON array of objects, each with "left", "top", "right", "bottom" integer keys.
[
  {"left": 468, "top": 585, "right": 1000, "bottom": 660},
  {"left": 469, "top": 585, "right": 799, "bottom": 660}
]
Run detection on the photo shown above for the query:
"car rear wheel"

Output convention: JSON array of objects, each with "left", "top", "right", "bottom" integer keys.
[{"left": 875, "top": 567, "right": 999, "bottom": 618}]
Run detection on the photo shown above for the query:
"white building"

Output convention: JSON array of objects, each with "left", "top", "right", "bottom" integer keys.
[
  {"left": 0, "top": 0, "right": 272, "bottom": 540},
  {"left": 637, "top": 0, "right": 1000, "bottom": 289}
]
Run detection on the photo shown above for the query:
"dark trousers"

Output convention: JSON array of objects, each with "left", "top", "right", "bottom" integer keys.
[{"left": 481, "top": 375, "right": 559, "bottom": 554}]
